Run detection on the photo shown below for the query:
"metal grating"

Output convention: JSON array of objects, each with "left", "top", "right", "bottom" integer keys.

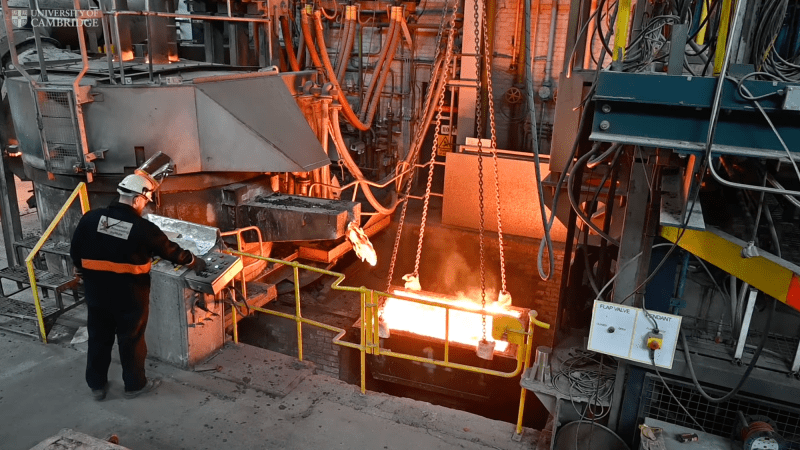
[
  {"left": 0, "top": 296, "right": 59, "bottom": 320},
  {"left": 35, "top": 88, "right": 82, "bottom": 173},
  {"left": 640, "top": 374, "right": 800, "bottom": 448}
]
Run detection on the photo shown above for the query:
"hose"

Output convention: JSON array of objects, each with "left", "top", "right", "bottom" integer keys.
[
  {"left": 311, "top": 10, "right": 372, "bottom": 131},
  {"left": 281, "top": 15, "right": 301, "bottom": 72},
  {"left": 336, "top": 10, "right": 356, "bottom": 84},
  {"left": 329, "top": 108, "right": 400, "bottom": 215},
  {"left": 359, "top": 10, "right": 398, "bottom": 122},
  {"left": 567, "top": 146, "right": 622, "bottom": 247},
  {"left": 363, "top": 15, "right": 402, "bottom": 127},
  {"left": 301, "top": 8, "right": 324, "bottom": 70},
  {"left": 680, "top": 296, "right": 776, "bottom": 403}
]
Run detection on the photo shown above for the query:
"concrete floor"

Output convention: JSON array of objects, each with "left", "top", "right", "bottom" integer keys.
[{"left": 0, "top": 178, "right": 543, "bottom": 450}]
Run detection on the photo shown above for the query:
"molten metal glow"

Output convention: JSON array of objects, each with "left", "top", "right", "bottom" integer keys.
[
  {"left": 346, "top": 222, "right": 376, "bottom": 266},
  {"left": 169, "top": 54, "right": 180, "bottom": 63},
  {"left": 382, "top": 290, "right": 522, "bottom": 352},
  {"left": 121, "top": 50, "right": 135, "bottom": 61}
]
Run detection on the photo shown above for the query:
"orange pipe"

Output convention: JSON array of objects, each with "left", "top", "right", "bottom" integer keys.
[
  {"left": 358, "top": 9, "right": 397, "bottom": 120},
  {"left": 312, "top": 10, "right": 372, "bottom": 130},
  {"left": 281, "top": 15, "right": 300, "bottom": 72}
]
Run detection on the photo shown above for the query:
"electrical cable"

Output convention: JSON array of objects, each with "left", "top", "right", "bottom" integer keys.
[
  {"left": 594, "top": 243, "right": 675, "bottom": 302},
  {"left": 568, "top": 146, "right": 621, "bottom": 247},
  {"left": 649, "top": 349, "right": 707, "bottom": 432},
  {"left": 680, "top": 296, "right": 777, "bottom": 402}
]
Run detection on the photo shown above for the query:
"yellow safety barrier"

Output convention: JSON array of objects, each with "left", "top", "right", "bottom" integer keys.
[
  {"left": 27, "top": 182, "right": 90, "bottom": 342},
  {"left": 223, "top": 248, "right": 550, "bottom": 437}
]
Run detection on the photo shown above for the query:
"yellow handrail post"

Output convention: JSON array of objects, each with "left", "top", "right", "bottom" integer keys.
[
  {"left": 370, "top": 290, "right": 380, "bottom": 355},
  {"left": 294, "top": 264, "right": 303, "bottom": 361},
  {"left": 713, "top": 0, "right": 734, "bottom": 75},
  {"left": 232, "top": 304, "right": 239, "bottom": 344},
  {"left": 359, "top": 291, "right": 367, "bottom": 394},
  {"left": 612, "top": 0, "right": 632, "bottom": 62},
  {"left": 515, "top": 311, "right": 550, "bottom": 438}
]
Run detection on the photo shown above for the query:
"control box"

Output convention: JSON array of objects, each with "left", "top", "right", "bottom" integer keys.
[{"left": 183, "top": 251, "right": 243, "bottom": 294}]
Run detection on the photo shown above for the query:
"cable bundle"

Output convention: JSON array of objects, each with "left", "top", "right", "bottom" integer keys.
[{"left": 552, "top": 348, "right": 617, "bottom": 420}]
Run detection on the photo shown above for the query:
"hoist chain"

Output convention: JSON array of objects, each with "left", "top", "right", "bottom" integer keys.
[
  {"left": 481, "top": 0, "right": 507, "bottom": 294},
  {"left": 472, "top": 0, "right": 487, "bottom": 341},
  {"left": 412, "top": 0, "right": 458, "bottom": 278},
  {"left": 386, "top": 0, "right": 458, "bottom": 294}
]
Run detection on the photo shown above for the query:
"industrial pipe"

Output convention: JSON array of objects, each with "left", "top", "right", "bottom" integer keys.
[
  {"left": 281, "top": 14, "right": 300, "bottom": 72},
  {"left": 300, "top": 7, "right": 323, "bottom": 70},
  {"left": 329, "top": 106, "right": 399, "bottom": 214},
  {"left": 362, "top": 7, "right": 403, "bottom": 127},
  {"left": 311, "top": 10, "right": 371, "bottom": 131},
  {"left": 358, "top": 8, "right": 397, "bottom": 121},
  {"left": 336, "top": 5, "right": 356, "bottom": 84},
  {"left": 545, "top": 1, "right": 559, "bottom": 81}
]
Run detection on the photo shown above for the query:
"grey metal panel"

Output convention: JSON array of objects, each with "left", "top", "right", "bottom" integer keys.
[
  {"left": 194, "top": 90, "right": 301, "bottom": 173},
  {"left": 83, "top": 85, "right": 203, "bottom": 174},
  {"left": 6, "top": 78, "right": 44, "bottom": 161},
  {"left": 240, "top": 194, "right": 360, "bottom": 242},
  {"left": 195, "top": 75, "right": 329, "bottom": 173}
]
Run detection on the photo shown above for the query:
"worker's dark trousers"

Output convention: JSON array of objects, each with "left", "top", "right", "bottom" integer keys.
[{"left": 85, "top": 298, "right": 149, "bottom": 392}]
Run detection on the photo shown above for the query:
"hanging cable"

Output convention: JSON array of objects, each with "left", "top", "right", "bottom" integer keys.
[
  {"left": 680, "top": 297, "right": 777, "bottom": 402},
  {"left": 281, "top": 14, "right": 301, "bottom": 72},
  {"left": 328, "top": 107, "right": 400, "bottom": 214},
  {"left": 310, "top": 9, "right": 371, "bottom": 131},
  {"left": 358, "top": 7, "right": 398, "bottom": 121}
]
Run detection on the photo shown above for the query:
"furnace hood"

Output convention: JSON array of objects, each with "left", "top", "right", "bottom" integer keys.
[{"left": 5, "top": 71, "right": 330, "bottom": 175}]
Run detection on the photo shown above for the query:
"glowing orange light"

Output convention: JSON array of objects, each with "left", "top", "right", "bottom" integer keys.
[
  {"left": 121, "top": 50, "right": 135, "bottom": 61},
  {"left": 381, "top": 289, "right": 521, "bottom": 352},
  {"left": 346, "top": 222, "right": 376, "bottom": 266},
  {"left": 169, "top": 54, "right": 180, "bottom": 63}
]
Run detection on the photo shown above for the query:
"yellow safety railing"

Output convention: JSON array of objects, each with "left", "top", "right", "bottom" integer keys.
[
  {"left": 224, "top": 248, "right": 550, "bottom": 436},
  {"left": 27, "top": 182, "right": 91, "bottom": 342},
  {"left": 220, "top": 226, "right": 265, "bottom": 300}
]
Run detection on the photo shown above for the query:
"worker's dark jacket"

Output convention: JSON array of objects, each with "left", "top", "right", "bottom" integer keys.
[{"left": 70, "top": 202, "right": 194, "bottom": 307}]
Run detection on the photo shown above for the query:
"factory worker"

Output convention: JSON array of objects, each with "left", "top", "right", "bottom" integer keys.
[{"left": 70, "top": 154, "right": 206, "bottom": 400}]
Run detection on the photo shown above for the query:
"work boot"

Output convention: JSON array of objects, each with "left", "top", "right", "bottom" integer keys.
[
  {"left": 124, "top": 378, "right": 161, "bottom": 399},
  {"left": 92, "top": 383, "right": 109, "bottom": 401}
]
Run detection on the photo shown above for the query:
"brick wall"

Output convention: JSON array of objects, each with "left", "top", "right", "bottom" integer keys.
[
  {"left": 237, "top": 313, "right": 342, "bottom": 378},
  {"left": 490, "top": 0, "right": 572, "bottom": 151}
]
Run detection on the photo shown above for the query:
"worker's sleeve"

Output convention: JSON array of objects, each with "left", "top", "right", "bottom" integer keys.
[
  {"left": 70, "top": 218, "right": 86, "bottom": 270},
  {"left": 145, "top": 222, "right": 195, "bottom": 266}
]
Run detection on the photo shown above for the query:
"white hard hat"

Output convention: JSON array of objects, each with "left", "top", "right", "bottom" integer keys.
[{"left": 117, "top": 173, "right": 158, "bottom": 202}]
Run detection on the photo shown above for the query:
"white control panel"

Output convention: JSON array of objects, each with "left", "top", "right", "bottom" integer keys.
[{"left": 588, "top": 301, "right": 682, "bottom": 369}]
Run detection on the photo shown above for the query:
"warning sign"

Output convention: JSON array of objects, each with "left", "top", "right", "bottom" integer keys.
[{"left": 436, "top": 134, "right": 453, "bottom": 156}]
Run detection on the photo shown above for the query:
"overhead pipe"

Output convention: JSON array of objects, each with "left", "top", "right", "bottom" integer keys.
[
  {"left": 358, "top": 7, "right": 398, "bottom": 120},
  {"left": 362, "top": 7, "right": 403, "bottom": 127},
  {"left": 544, "top": 1, "right": 558, "bottom": 81},
  {"left": 329, "top": 107, "right": 399, "bottom": 214},
  {"left": 281, "top": 14, "right": 300, "bottom": 71},
  {"left": 300, "top": 6, "right": 324, "bottom": 70},
  {"left": 311, "top": 9, "right": 371, "bottom": 131},
  {"left": 336, "top": 5, "right": 357, "bottom": 84}
]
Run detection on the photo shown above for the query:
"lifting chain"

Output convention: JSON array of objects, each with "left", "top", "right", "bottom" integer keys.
[
  {"left": 481, "top": 2, "right": 507, "bottom": 295},
  {"left": 385, "top": 0, "right": 459, "bottom": 296},
  {"left": 412, "top": 0, "right": 458, "bottom": 279},
  {"left": 472, "top": 0, "right": 488, "bottom": 341}
]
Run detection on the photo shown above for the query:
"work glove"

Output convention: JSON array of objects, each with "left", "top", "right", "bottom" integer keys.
[{"left": 188, "top": 255, "right": 207, "bottom": 274}]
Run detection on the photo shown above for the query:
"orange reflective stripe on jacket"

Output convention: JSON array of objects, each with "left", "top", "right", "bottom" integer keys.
[{"left": 81, "top": 259, "right": 151, "bottom": 275}]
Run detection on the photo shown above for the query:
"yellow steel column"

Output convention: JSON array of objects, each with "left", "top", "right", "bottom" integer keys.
[
  {"left": 515, "top": 311, "right": 550, "bottom": 438},
  {"left": 294, "top": 265, "right": 303, "bottom": 361},
  {"left": 360, "top": 291, "right": 367, "bottom": 394},
  {"left": 696, "top": 0, "right": 708, "bottom": 45},
  {"left": 232, "top": 304, "right": 239, "bottom": 344},
  {"left": 612, "top": 0, "right": 632, "bottom": 62},
  {"left": 713, "top": 0, "right": 734, "bottom": 74}
]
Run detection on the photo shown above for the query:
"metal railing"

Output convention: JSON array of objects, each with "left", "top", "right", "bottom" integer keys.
[
  {"left": 224, "top": 248, "right": 550, "bottom": 438},
  {"left": 27, "top": 182, "right": 90, "bottom": 342}
]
